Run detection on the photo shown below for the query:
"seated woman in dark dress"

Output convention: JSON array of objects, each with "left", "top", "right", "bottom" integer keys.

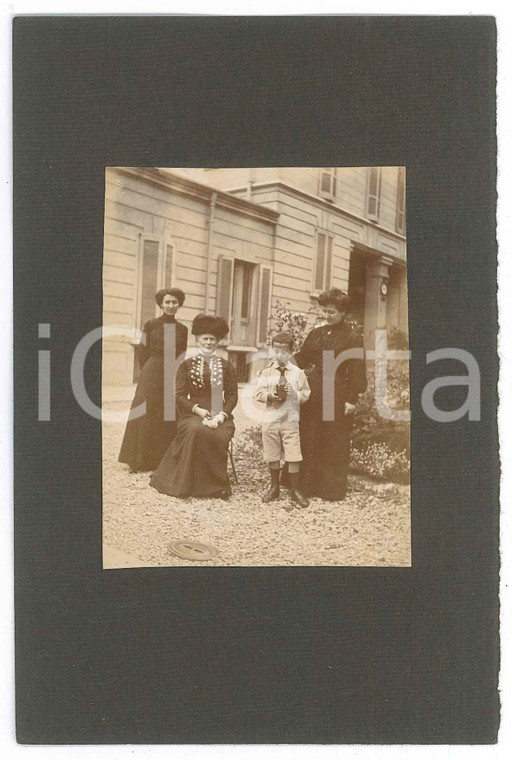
[
  {"left": 150, "top": 314, "right": 238, "bottom": 500},
  {"left": 119, "top": 288, "right": 188, "bottom": 472},
  {"left": 293, "top": 288, "right": 367, "bottom": 501}
]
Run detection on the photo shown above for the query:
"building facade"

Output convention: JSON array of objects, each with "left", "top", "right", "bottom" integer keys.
[{"left": 103, "top": 166, "right": 407, "bottom": 386}]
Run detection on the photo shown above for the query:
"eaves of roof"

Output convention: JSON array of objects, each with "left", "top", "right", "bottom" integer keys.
[{"left": 111, "top": 167, "right": 280, "bottom": 224}]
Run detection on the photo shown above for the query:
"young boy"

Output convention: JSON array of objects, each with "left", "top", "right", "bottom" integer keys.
[{"left": 255, "top": 332, "right": 311, "bottom": 508}]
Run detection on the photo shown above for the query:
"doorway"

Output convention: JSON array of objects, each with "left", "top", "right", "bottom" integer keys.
[
  {"left": 231, "top": 260, "right": 255, "bottom": 346},
  {"left": 348, "top": 249, "right": 367, "bottom": 332},
  {"left": 228, "top": 351, "right": 250, "bottom": 383}
]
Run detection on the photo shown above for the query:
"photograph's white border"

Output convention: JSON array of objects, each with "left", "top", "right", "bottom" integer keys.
[{"left": 2, "top": 2, "right": 509, "bottom": 757}]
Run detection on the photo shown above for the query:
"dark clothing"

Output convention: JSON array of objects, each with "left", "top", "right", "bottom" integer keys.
[
  {"left": 118, "top": 314, "right": 188, "bottom": 472},
  {"left": 294, "top": 319, "right": 367, "bottom": 500},
  {"left": 173, "top": 355, "right": 238, "bottom": 418},
  {"left": 150, "top": 355, "right": 238, "bottom": 497}
]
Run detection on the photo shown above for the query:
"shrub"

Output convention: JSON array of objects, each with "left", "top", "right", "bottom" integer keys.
[
  {"left": 349, "top": 444, "right": 409, "bottom": 483},
  {"left": 233, "top": 412, "right": 410, "bottom": 485},
  {"left": 234, "top": 425, "right": 263, "bottom": 451},
  {"left": 387, "top": 327, "right": 409, "bottom": 350},
  {"left": 267, "top": 300, "right": 320, "bottom": 351},
  {"left": 232, "top": 427, "right": 267, "bottom": 484},
  {"left": 267, "top": 298, "right": 363, "bottom": 350},
  {"left": 353, "top": 371, "right": 409, "bottom": 447},
  {"left": 350, "top": 350, "right": 410, "bottom": 482}
]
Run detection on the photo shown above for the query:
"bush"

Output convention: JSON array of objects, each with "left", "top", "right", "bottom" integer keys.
[
  {"left": 349, "top": 444, "right": 409, "bottom": 483},
  {"left": 387, "top": 327, "right": 409, "bottom": 350},
  {"left": 233, "top": 408, "right": 410, "bottom": 485},
  {"left": 350, "top": 353, "right": 410, "bottom": 482},
  {"left": 232, "top": 427, "right": 267, "bottom": 484},
  {"left": 267, "top": 298, "right": 363, "bottom": 350},
  {"left": 267, "top": 300, "right": 319, "bottom": 351}
]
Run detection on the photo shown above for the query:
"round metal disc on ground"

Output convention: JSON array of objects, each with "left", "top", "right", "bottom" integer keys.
[{"left": 169, "top": 540, "right": 219, "bottom": 561}]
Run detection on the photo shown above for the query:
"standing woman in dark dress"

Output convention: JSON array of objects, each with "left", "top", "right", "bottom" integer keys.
[
  {"left": 150, "top": 314, "right": 238, "bottom": 499},
  {"left": 119, "top": 288, "right": 188, "bottom": 472},
  {"left": 294, "top": 288, "right": 367, "bottom": 500}
]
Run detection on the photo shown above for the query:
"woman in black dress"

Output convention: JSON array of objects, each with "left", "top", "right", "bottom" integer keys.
[
  {"left": 119, "top": 288, "right": 188, "bottom": 472},
  {"left": 150, "top": 314, "right": 238, "bottom": 499},
  {"left": 294, "top": 288, "right": 367, "bottom": 500}
]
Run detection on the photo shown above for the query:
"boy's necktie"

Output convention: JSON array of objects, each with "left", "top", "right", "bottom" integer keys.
[{"left": 276, "top": 366, "right": 287, "bottom": 399}]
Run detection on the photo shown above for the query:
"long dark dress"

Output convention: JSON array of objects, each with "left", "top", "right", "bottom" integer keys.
[
  {"left": 150, "top": 354, "right": 238, "bottom": 498},
  {"left": 118, "top": 314, "right": 188, "bottom": 472},
  {"left": 294, "top": 319, "right": 367, "bottom": 500}
]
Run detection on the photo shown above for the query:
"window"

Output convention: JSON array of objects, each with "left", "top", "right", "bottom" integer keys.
[
  {"left": 216, "top": 256, "right": 272, "bottom": 347},
  {"left": 216, "top": 255, "right": 234, "bottom": 326},
  {"left": 314, "top": 231, "right": 333, "bottom": 292},
  {"left": 139, "top": 239, "right": 160, "bottom": 329},
  {"left": 231, "top": 260, "right": 255, "bottom": 345},
  {"left": 240, "top": 261, "right": 252, "bottom": 320},
  {"left": 164, "top": 243, "right": 175, "bottom": 288},
  {"left": 396, "top": 167, "right": 406, "bottom": 234},
  {"left": 366, "top": 167, "right": 382, "bottom": 221},
  {"left": 133, "top": 238, "right": 161, "bottom": 383},
  {"left": 257, "top": 265, "right": 273, "bottom": 345},
  {"left": 137, "top": 237, "right": 174, "bottom": 329},
  {"left": 319, "top": 168, "right": 336, "bottom": 201}
]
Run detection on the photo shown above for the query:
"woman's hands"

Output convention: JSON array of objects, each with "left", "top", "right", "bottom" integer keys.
[
  {"left": 192, "top": 405, "right": 227, "bottom": 427},
  {"left": 201, "top": 412, "right": 227, "bottom": 428},
  {"left": 193, "top": 405, "right": 211, "bottom": 420}
]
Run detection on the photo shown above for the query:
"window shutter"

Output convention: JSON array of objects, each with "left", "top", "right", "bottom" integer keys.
[
  {"left": 164, "top": 243, "right": 174, "bottom": 288},
  {"left": 367, "top": 167, "right": 381, "bottom": 220},
  {"left": 321, "top": 171, "right": 332, "bottom": 193},
  {"left": 216, "top": 255, "right": 234, "bottom": 325},
  {"left": 315, "top": 233, "right": 326, "bottom": 291},
  {"left": 319, "top": 168, "right": 336, "bottom": 200},
  {"left": 325, "top": 236, "right": 333, "bottom": 289},
  {"left": 140, "top": 239, "right": 159, "bottom": 328},
  {"left": 240, "top": 261, "right": 252, "bottom": 319},
  {"left": 396, "top": 167, "right": 406, "bottom": 233},
  {"left": 257, "top": 264, "right": 273, "bottom": 345}
]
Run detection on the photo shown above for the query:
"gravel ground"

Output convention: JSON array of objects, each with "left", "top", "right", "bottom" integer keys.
[{"left": 102, "top": 399, "right": 411, "bottom": 567}]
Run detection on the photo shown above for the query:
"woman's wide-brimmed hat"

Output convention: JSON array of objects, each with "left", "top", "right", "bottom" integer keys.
[{"left": 191, "top": 314, "right": 230, "bottom": 340}]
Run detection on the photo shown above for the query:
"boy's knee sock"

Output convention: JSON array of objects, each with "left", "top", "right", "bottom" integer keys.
[
  {"left": 262, "top": 464, "right": 281, "bottom": 503},
  {"left": 269, "top": 466, "right": 280, "bottom": 485},
  {"left": 288, "top": 471, "right": 301, "bottom": 488}
]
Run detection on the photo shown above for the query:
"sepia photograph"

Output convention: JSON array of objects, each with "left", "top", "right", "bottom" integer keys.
[
  {"left": 13, "top": 13, "right": 499, "bottom": 745},
  {"left": 102, "top": 166, "right": 410, "bottom": 567}
]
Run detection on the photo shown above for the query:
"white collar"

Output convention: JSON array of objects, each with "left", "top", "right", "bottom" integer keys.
[{"left": 271, "top": 359, "right": 295, "bottom": 371}]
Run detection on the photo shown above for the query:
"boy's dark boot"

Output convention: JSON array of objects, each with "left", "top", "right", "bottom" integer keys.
[
  {"left": 289, "top": 472, "right": 309, "bottom": 508},
  {"left": 262, "top": 467, "right": 280, "bottom": 503}
]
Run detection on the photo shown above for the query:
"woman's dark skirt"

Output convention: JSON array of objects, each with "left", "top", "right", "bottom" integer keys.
[
  {"left": 118, "top": 357, "right": 177, "bottom": 472},
  {"left": 150, "top": 415, "right": 235, "bottom": 498},
  {"left": 299, "top": 397, "right": 354, "bottom": 501}
]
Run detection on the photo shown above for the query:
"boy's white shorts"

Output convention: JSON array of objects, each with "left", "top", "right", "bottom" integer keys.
[{"left": 261, "top": 419, "right": 302, "bottom": 462}]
